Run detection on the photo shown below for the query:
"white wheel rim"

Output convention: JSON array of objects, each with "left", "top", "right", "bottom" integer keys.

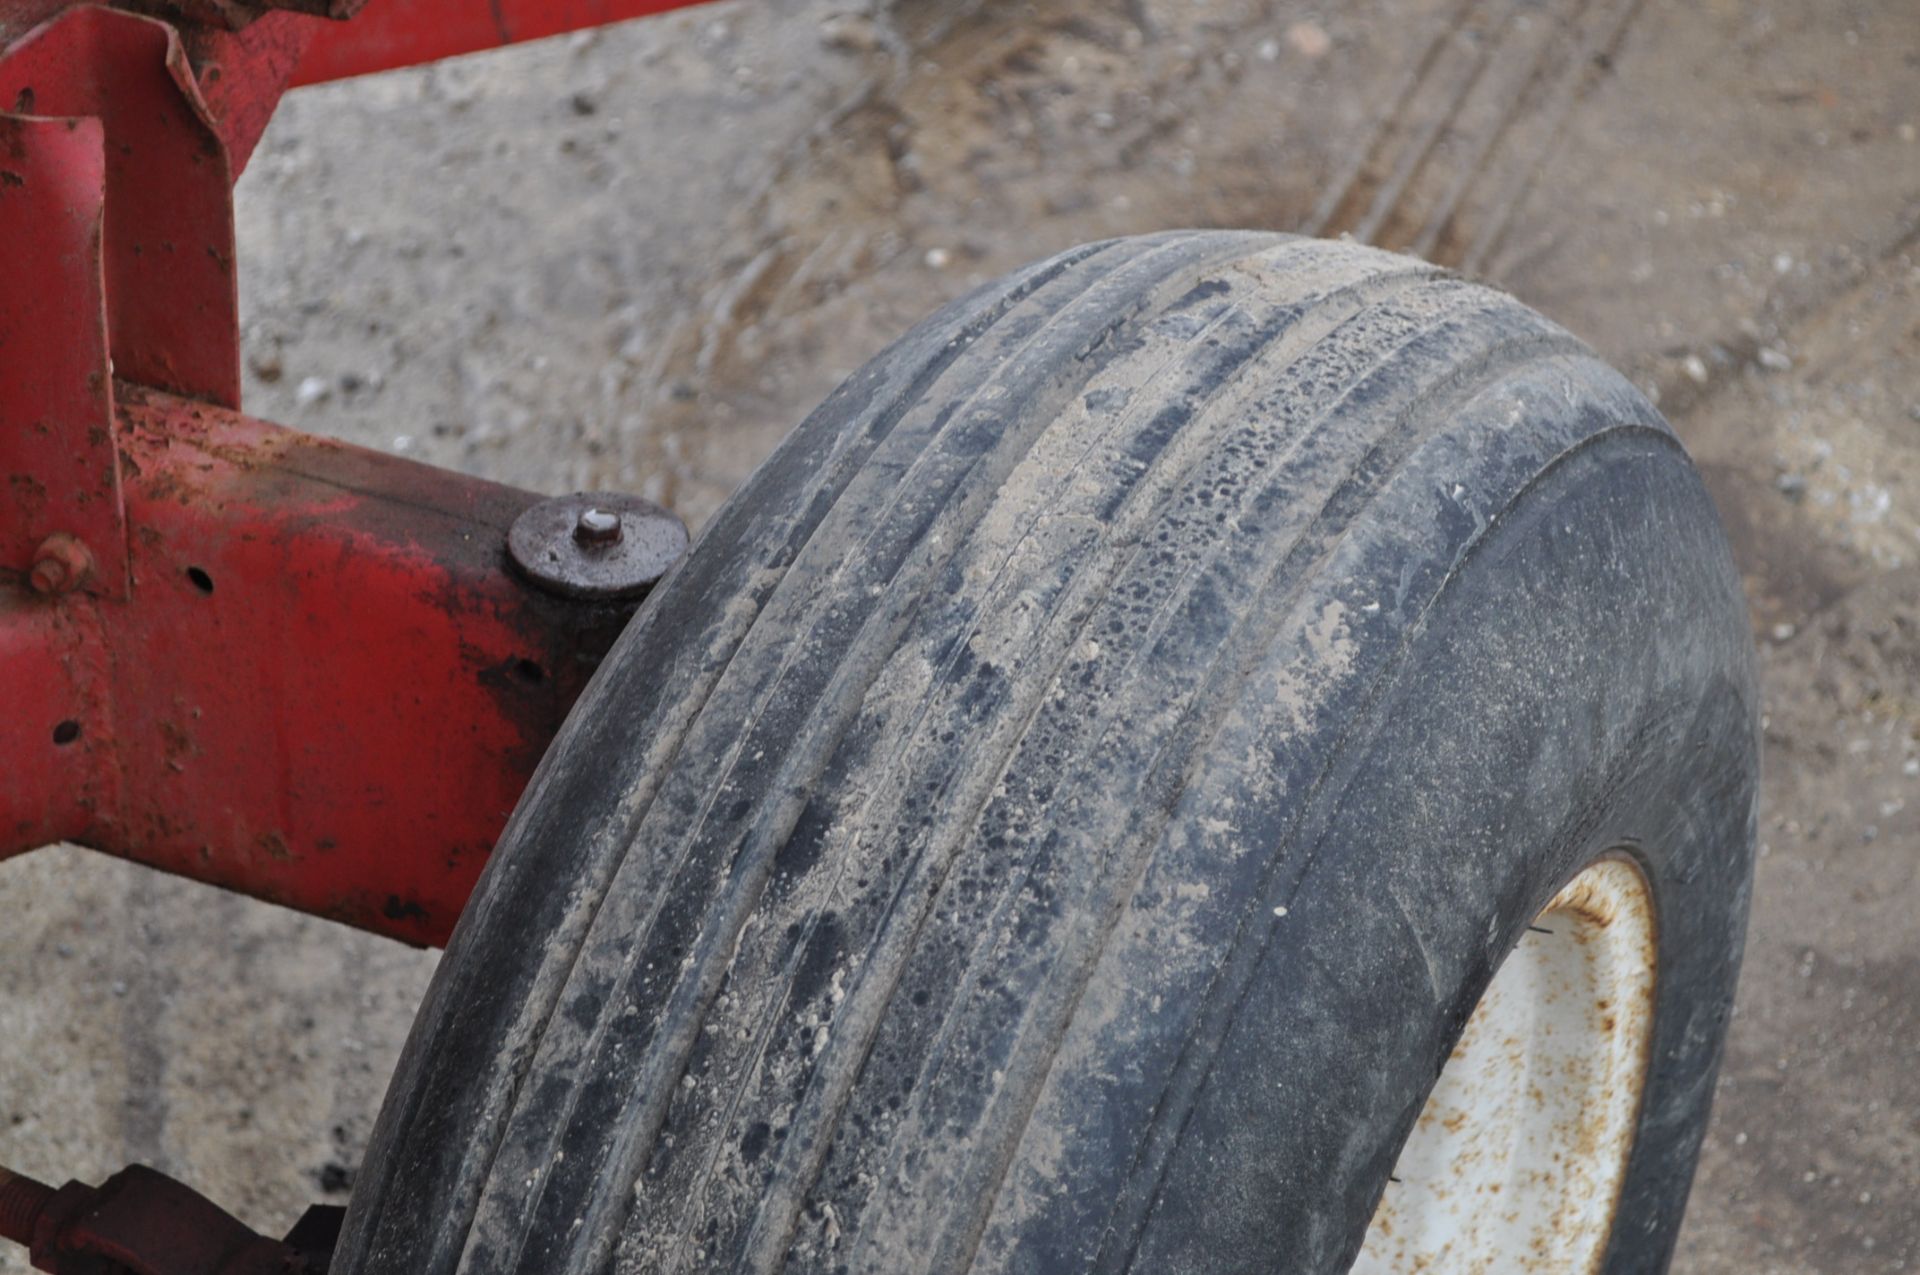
[{"left": 1353, "top": 857, "right": 1658, "bottom": 1274}]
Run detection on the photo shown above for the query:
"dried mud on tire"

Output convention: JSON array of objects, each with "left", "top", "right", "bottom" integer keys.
[{"left": 337, "top": 233, "right": 1758, "bottom": 1275}]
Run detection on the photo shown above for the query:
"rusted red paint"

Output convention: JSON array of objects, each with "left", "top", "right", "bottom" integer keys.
[
  {"left": 2, "top": 3, "right": 691, "bottom": 947},
  {"left": 1, "top": 388, "right": 639, "bottom": 946},
  {"left": 0, "top": 108, "right": 124, "bottom": 596},
  {"left": 179, "top": 11, "right": 315, "bottom": 175},
  {"left": 0, "top": 7, "right": 241, "bottom": 407},
  {"left": 289, "top": 0, "right": 723, "bottom": 85},
  {"left": 0, "top": 597, "right": 95, "bottom": 853},
  {"left": 1, "top": 0, "right": 348, "bottom": 45}
]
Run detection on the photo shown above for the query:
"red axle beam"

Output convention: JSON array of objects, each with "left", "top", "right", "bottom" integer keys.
[{"left": 1, "top": 386, "right": 637, "bottom": 946}]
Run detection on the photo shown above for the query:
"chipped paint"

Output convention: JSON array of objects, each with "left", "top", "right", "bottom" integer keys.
[{"left": 1, "top": 387, "right": 646, "bottom": 947}]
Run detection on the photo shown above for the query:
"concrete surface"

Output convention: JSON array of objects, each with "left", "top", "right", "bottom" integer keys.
[{"left": 1, "top": 0, "right": 1915, "bottom": 1269}]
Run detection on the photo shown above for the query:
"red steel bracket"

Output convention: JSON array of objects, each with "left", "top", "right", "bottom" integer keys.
[
  {"left": 0, "top": 107, "right": 124, "bottom": 598},
  {"left": 0, "top": 7, "right": 244, "bottom": 408},
  {"left": 2, "top": 386, "right": 642, "bottom": 946},
  {"left": 0, "top": 3, "right": 306, "bottom": 597},
  {"left": 0, "top": 1162, "right": 340, "bottom": 1274}
]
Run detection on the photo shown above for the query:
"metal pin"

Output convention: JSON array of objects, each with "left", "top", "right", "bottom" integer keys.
[{"left": 574, "top": 507, "right": 623, "bottom": 546}]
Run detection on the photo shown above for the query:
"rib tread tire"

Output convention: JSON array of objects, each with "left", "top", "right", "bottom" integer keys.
[{"left": 337, "top": 232, "right": 1758, "bottom": 1275}]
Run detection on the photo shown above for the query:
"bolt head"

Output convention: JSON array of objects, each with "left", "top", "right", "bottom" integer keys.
[
  {"left": 27, "top": 534, "right": 93, "bottom": 597},
  {"left": 574, "top": 507, "right": 624, "bottom": 546}
]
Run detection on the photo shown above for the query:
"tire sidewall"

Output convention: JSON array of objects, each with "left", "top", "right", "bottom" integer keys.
[{"left": 1114, "top": 433, "right": 1757, "bottom": 1274}]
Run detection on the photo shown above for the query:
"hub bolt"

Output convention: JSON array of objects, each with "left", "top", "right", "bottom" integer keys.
[
  {"left": 507, "top": 492, "right": 687, "bottom": 601},
  {"left": 574, "top": 507, "right": 624, "bottom": 546}
]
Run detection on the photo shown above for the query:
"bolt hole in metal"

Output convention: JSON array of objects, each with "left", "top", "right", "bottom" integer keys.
[
  {"left": 51, "top": 720, "right": 81, "bottom": 747},
  {"left": 512, "top": 658, "right": 545, "bottom": 685},
  {"left": 1354, "top": 857, "right": 1658, "bottom": 1274},
  {"left": 186, "top": 566, "right": 215, "bottom": 594}
]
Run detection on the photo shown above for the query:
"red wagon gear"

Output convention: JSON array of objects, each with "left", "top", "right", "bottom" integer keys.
[{"left": 1, "top": 1, "right": 716, "bottom": 1269}]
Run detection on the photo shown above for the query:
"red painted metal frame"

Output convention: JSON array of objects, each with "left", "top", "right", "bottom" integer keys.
[
  {"left": 292, "top": 0, "right": 720, "bottom": 86},
  {"left": 1, "top": 386, "right": 631, "bottom": 946},
  {"left": 0, "top": 0, "right": 740, "bottom": 1262},
  {"left": 2, "top": 0, "right": 725, "bottom": 947},
  {"left": 0, "top": 106, "right": 124, "bottom": 598},
  {"left": 0, "top": 8, "right": 243, "bottom": 408}
]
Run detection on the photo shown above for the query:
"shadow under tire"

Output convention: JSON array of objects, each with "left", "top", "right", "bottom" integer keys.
[{"left": 336, "top": 232, "right": 1759, "bottom": 1275}]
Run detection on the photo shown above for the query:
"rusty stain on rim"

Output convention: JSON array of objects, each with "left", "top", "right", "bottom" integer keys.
[{"left": 1355, "top": 855, "right": 1659, "bottom": 1274}]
